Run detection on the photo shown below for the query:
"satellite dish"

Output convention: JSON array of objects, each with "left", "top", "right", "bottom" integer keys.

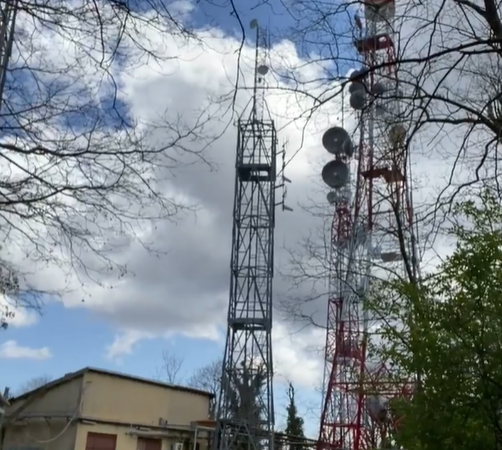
[
  {"left": 321, "top": 160, "right": 350, "bottom": 189},
  {"left": 350, "top": 90, "right": 366, "bottom": 110},
  {"left": 257, "top": 65, "right": 269, "bottom": 76},
  {"left": 372, "top": 81, "right": 386, "bottom": 96},
  {"left": 349, "top": 82, "right": 365, "bottom": 93},
  {"left": 327, "top": 191, "right": 337, "bottom": 204},
  {"left": 322, "top": 126, "right": 354, "bottom": 157},
  {"left": 250, "top": 19, "right": 258, "bottom": 29},
  {"left": 349, "top": 68, "right": 368, "bottom": 81},
  {"left": 349, "top": 69, "right": 362, "bottom": 81}
]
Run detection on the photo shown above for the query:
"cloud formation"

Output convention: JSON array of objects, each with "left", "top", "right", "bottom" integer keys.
[
  {"left": 5, "top": 0, "right": 484, "bottom": 395},
  {"left": 0, "top": 340, "right": 51, "bottom": 360},
  {"left": 3, "top": 4, "right": 344, "bottom": 388}
]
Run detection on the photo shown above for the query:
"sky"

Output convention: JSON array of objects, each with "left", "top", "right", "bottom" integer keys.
[
  {"left": 0, "top": 0, "right": 345, "bottom": 437},
  {"left": 0, "top": 0, "right": 496, "bottom": 441}
]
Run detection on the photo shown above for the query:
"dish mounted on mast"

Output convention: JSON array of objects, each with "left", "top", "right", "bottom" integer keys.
[
  {"left": 321, "top": 126, "right": 353, "bottom": 193},
  {"left": 322, "top": 126, "right": 354, "bottom": 158},
  {"left": 251, "top": 19, "right": 269, "bottom": 77},
  {"left": 317, "top": 0, "right": 419, "bottom": 450}
]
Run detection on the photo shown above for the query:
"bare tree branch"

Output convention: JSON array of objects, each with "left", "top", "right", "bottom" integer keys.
[
  {"left": 187, "top": 359, "right": 222, "bottom": 418},
  {"left": 0, "top": 0, "right": 225, "bottom": 323},
  {"left": 16, "top": 375, "right": 52, "bottom": 396},
  {"left": 157, "top": 349, "right": 185, "bottom": 384}
]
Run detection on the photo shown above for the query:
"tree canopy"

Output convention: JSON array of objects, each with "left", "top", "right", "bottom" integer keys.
[{"left": 367, "top": 189, "right": 502, "bottom": 450}]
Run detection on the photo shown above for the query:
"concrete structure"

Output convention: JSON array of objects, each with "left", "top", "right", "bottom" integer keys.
[{"left": 1, "top": 367, "right": 215, "bottom": 450}]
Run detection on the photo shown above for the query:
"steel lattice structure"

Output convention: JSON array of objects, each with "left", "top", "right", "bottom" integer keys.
[
  {"left": 317, "top": 1, "right": 418, "bottom": 450},
  {"left": 214, "top": 20, "right": 287, "bottom": 450},
  {"left": 0, "top": 0, "right": 18, "bottom": 107}
]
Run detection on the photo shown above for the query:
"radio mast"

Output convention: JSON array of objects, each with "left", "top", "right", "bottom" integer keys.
[
  {"left": 214, "top": 19, "right": 291, "bottom": 450},
  {"left": 317, "top": 1, "right": 418, "bottom": 449}
]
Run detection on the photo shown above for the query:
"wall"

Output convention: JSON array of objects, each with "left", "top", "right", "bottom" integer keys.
[
  {"left": 75, "top": 423, "right": 174, "bottom": 450},
  {"left": 3, "top": 421, "right": 77, "bottom": 450},
  {"left": 7, "top": 378, "right": 82, "bottom": 418},
  {"left": 164, "top": 390, "right": 209, "bottom": 426},
  {"left": 3, "top": 378, "right": 82, "bottom": 450},
  {"left": 80, "top": 372, "right": 210, "bottom": 427}
]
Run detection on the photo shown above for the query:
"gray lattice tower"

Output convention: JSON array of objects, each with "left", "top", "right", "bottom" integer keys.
[
  {"left": 0, "top": 0, "right": 18, "bottom": 107},
  {"left": 214, "top": 20, "right": 281, "bottom": 450}
]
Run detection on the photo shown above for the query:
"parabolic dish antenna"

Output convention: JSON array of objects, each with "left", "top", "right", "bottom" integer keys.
[
  {"left": 327, "top": 191, "right": 337, "bottom": 204},
  {"left": 257, "top": 65, "right": 269, "bottom": 76},
  {"left": 349, "top": 81, "right": 365, "bottom": 93},
  {"left": 321, "top": 160, "right": 349, "bottom": 189},
  {"left": 322, "top": 126, "right": 354, "bottom": 157}
]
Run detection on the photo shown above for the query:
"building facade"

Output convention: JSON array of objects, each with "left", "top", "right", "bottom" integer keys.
[{"left": 2, "top": 367, "right": 215, "bottom": 450}]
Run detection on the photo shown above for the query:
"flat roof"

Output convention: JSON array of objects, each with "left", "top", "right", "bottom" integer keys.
[{"left": 12, "top": 366, "right": 214, "bottom": 402}]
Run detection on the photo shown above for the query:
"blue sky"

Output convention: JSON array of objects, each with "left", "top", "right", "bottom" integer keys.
[
  {"left": 0, "top": 0, "right": 358, "bottom": 440},
  {"left": 1, "top": 303, "right": 223, "bottom": 388},
  {"left": 1, "top": 302, "right": 322, "bottom": 435}
]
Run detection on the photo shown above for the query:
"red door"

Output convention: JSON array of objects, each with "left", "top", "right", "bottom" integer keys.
[
  {"left": 137, "top": 437, "right": 162, "bottom": 450},
  {"left": 85, "top": 432, "right": 117, "bottom": 450}
]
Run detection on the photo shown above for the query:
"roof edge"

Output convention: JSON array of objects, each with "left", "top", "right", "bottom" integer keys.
[{"left": 9, "top": 366, "right": 214, "bottom": 403}]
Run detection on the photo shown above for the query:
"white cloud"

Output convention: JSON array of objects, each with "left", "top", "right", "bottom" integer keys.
[
  {"left": 5, "top": 9, "right": 346, "bottom": 359},
  {"left": 3, "top": 0, "right": 484, "bottom": 402},
  {"left": 105, "top": 321, "right": 325, "bottom": 389},
  {"left": 0, "top": 340, "right": 51, "bottom": 360},
  {"left": 273, "top": 322, "right": 325, "bottom": 389},
  {"left": 105, "top": 330, "right": 154, "bottom": 362}
]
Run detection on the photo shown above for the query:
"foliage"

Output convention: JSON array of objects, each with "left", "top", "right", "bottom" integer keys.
[
  {"left": 366, "top": 189, "right": 502, "bottom": 450},
  {"left": 225, "top": 362, "right": 266, "bottom": 423},
  {"left": 159, "top": 353, "right": 264, "bottom": 424},
  {"left": 284, "top": 383, "right": 305, "bottom": 450},
  {"left": 187, "top": 358, "right": 267, "bottom": 448}
]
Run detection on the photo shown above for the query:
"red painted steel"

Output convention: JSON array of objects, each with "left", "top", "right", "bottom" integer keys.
[{"left": 317, "top": 0, "right": 414, "bottom": 448}]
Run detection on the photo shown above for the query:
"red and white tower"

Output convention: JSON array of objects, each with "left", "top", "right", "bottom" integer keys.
[{"left": 317, "top": 1, "right": 417, "bottom": 449}]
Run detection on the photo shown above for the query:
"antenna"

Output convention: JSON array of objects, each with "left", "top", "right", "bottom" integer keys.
[
  {"left": 250, "top": 18, "right": 269, "bottom": 122},
  {"left": 318, "top": 1, "right": 418, "bottom": 450},
  {"left": 276, "top": 141, "right": 293, "bottom": 212},
  {"left": 214, "top": 17, "right": 290, "bottom": 450}
]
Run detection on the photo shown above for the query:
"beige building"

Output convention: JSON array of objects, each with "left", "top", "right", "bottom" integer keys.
[{"left": 2, "top": 367, "right": 216, "bottom": 450}]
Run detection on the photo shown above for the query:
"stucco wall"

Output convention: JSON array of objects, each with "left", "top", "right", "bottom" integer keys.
[
  {"left": 80, "top": 372, "right": 210, "bottom": 427},
  {"left": 75, "top": 423, "right": 173, "bottom": 450},
  {"left": 7, "top": 378, "right": 82, "bottom": 418},
  {"left": 3, "top": 421, "right": 77, "bottom": 450},
  {"left": 164, "top": 390, "right": 209, "bottom": 426},
  {"left": 3, "top": 370, "right": 212, "bottom": 450}
]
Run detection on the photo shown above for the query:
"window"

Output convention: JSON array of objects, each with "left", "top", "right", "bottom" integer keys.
[{"left": 85, "top": 432, "right": 117, "bottom": 450}]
